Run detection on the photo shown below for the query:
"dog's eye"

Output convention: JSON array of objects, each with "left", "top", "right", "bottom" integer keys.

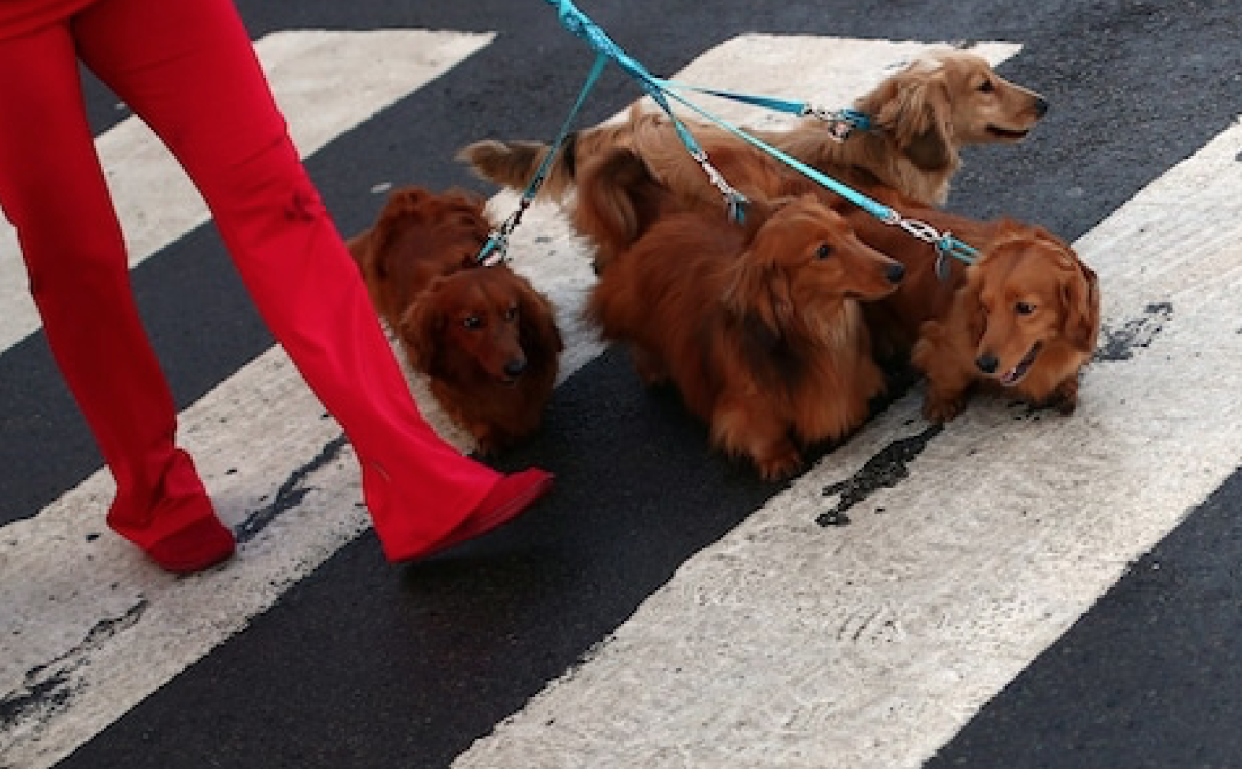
[
  {"left": 1015, "top": 301, "right": 1036, "bottom": 316},
  {"left": 815, "top": 243, "right": 834, "bottom": 260},
  {"left": 462, "top": 315, "right": 482, "bottom": 329},
  {"left": 978, "top": 78, "right": 995, "bottom": 94}
]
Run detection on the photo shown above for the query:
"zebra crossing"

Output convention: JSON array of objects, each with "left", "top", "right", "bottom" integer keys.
[{"left": 3, "top": 4, "right": 1242, "bottom": 767}]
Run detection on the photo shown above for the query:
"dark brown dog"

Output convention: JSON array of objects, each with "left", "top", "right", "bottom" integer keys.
[
  {"left": 348, "top": 186, "right": 563, "bottom": 454},
  {"left": 585, "top": 192, "right": 905, "bottom": 480}
]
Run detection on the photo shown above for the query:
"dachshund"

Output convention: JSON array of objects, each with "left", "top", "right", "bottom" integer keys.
[
  {"left": 584, "top": 192, "right": 905, "bottom": 480},
  {"left": 348, "top": 186, "right": 563, "bottom": 454}
]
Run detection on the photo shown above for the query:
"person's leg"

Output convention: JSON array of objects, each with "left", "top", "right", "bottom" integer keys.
[
  {"left": 73, "top": 0, "right": 550, "bottom": 561},
  {"left": 0, "top": 21, "right": 233, "bottom": 573}
]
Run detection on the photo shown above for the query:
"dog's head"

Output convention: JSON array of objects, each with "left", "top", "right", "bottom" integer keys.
[
  {"left": 964, "top": 222, "right": 1099, "bottom": 385},
  {"left": 399, "top": 265, "right": 561, "bottom": 385},
  {"left": 723, "top": 195, "right": 905, "bottom": 336},
  {"left": 860, "top": 50, "right": 1048, "bottom": 172},
  {"left": 351, "top": 186, "right": 496, "bottom": 326},
  {"left": 370, "top": 187, "right": 493, "bottom": 274}
]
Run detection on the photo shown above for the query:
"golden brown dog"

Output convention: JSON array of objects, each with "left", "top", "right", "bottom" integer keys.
[
  {"left": 459, "top": 50, "right": 1046, "bottom": 211},
  {"left": 910, "top": 221, "right": 1099, "bottom": 422},
  {"left": 348, "top": 186, "right": 563, "bottom": 454},
  {"left": 585, "top": 193, "right": 905, "bottom": 480}
]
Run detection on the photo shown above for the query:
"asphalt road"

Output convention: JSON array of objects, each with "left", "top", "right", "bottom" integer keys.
[{"left": 3, "top": 1, "right": 1242, "bottom": 767}]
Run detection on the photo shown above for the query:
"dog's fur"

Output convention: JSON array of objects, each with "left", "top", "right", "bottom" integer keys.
[
  {"left": 348, "top": 186, "right": 563, "bottom": 454},
  {"left": 585, "top": 193, "right": 905, "bottom": 480},
  {"left": 910, "top": 221, "right": 1099, "bottom": 422},
  {"left": 459, "top": 50, "right": 1046, "bottom": 210},
  {"left": 570, "top": 140, "right": 710, "bottom": 274}
]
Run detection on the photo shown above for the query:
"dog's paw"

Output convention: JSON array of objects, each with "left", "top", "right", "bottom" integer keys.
[
  {"left": 1050, "top": 377, "right": 1080, "bottom": 415},
  {"left": 632, "top": 347, "right": 670, "bottom": 385},
  {"left": 922, "top": 394, "right": 965, "bottom": 423},
  {"left": 754, "top": 449, "right": 803, "bottom": 482},
  {"left": 466, "top": 424, "right": 507, "bottom": 457}
]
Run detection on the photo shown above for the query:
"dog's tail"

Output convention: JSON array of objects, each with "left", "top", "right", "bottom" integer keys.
[
  {"left": 457, "top": 104, "right": 657, "bottom": 203},
  {"left": 457, "top": 135, "right": 580, "bottom": 202},
  {"left": 575, "top": 146, "right": 669, "bottom": 271}
]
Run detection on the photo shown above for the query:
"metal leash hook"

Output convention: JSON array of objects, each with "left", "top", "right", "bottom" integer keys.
[
  {"left": 801, "top": 106, "right": 870, "bottom": 142},
  {"left": 476, "top": 201, "right": 528, "bottom": 267},
  {"left": 691, "top": 148, "right": 749, "bottom": 223},
  {"left": 882, "top": 212, "right": 977, "bottom": 281}
]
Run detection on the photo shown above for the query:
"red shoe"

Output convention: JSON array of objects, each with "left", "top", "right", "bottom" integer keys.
[
  {"left": 417, "top": 468, "right": 554, "bottom": 558},
  {"left": 145, "top": 516, "right": 237, "bottom": 575}
]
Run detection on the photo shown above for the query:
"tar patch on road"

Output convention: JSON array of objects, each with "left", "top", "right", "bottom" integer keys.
[
  {"left": 1094, "top": 301, "right": 1173, "bottom": 362},
  {"left": 0, "top": 600, "right": 149, "bottom": 745},
  {"left": 817, "top": 423, "right": 944, "bottom": 526}
]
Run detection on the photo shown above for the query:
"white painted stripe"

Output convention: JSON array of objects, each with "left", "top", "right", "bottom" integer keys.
[
  {"left": 0, "top": 29, "right": 492, "bottom": 354},
  {"left": 453, "top": 64, "right": 1242, "bottom": 769}
]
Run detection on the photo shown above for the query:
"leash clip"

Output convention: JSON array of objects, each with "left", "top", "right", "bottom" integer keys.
[
  {"left": 802, "top": 106, "right": 866, "bottom": 142},
  {"left": 692, "top": 149, "right": 749, "bottom": 224},
  {"left": 477, "top": 200, "right": 530, "bottom": 267}
]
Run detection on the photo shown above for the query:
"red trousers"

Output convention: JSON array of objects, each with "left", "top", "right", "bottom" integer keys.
[{"left": 0, "top": 0, "right": 501, "bottom": 561}]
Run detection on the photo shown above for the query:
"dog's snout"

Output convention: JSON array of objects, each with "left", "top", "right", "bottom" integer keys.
[
  {"left": 886, "top": 263, "right": 905, "bottom": 284},
  {"left": 503, "top": 357, "right": 528, "bottom": 378},
  {"left": 975, "top": 353, "right": 999, "bottom": 375},
  {"left": 1034, "top": 96, "right": 1049, "bottom": 118}
]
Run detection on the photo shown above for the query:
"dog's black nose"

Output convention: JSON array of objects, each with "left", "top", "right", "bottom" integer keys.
[
  {"left": 886, "top": 263, "right": 905, "bottom": 284},
  {"left": 1034, "top": 96, "right": 1050, "bottom": 118},
  {"left": 504, "top": 358, "right": 527, "bottom": 378},
  {"left": 976, "top": 353, "right": 999, "bottom": 374}
]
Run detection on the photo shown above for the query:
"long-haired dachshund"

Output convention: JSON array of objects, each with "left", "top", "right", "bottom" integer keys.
[
  {"left": 585, "top": 193, "right": 905, "bottom": 480},
  {"left": 348, "top": 186, "right": 563, "bottom": 454},
  {"left": 909, "top": 221, "right": 1099, "bottom": 422},
  {"left": 459, "top": 49, "right": 1047, "bottom": 210}
]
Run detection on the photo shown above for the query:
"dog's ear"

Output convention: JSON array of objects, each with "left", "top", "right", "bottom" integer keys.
[
  {"left": 398, "top": 278, "right": 448, "bottom": 374},
  {"left": 960, "top": 268, "right": 988, "bottom": 343},
  {"left": 517, "top": 279, "right": 565, "bottom": 355},
  {"left": 722, "top": 241, "right": 793, "bottom": 338},
  {"left": 872, "top": 72, "right": 955, "bottom": 171},
  {"left": 369, "top": 187, "right": 431, "bottom": 277},
  {"left": 1061, "top": 260, "right": 1100, "bottom": 352}
]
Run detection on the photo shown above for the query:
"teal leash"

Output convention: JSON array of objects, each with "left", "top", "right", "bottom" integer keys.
[
  {"left": 544, "top": 0, "right": 748, "bottom": 222},
  {"left": 477, "top": 53, "right": 610, "bottom": 265},
  {"left": 539, "top": 0, "right": 978, "bottom": 270},
  {"left": 657, "top": 82, "right": 978, "bottom": 271}
]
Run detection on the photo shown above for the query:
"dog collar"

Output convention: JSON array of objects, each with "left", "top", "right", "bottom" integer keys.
[{"left": 805, "top": 108, "right": 873, "bottom": 141}]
